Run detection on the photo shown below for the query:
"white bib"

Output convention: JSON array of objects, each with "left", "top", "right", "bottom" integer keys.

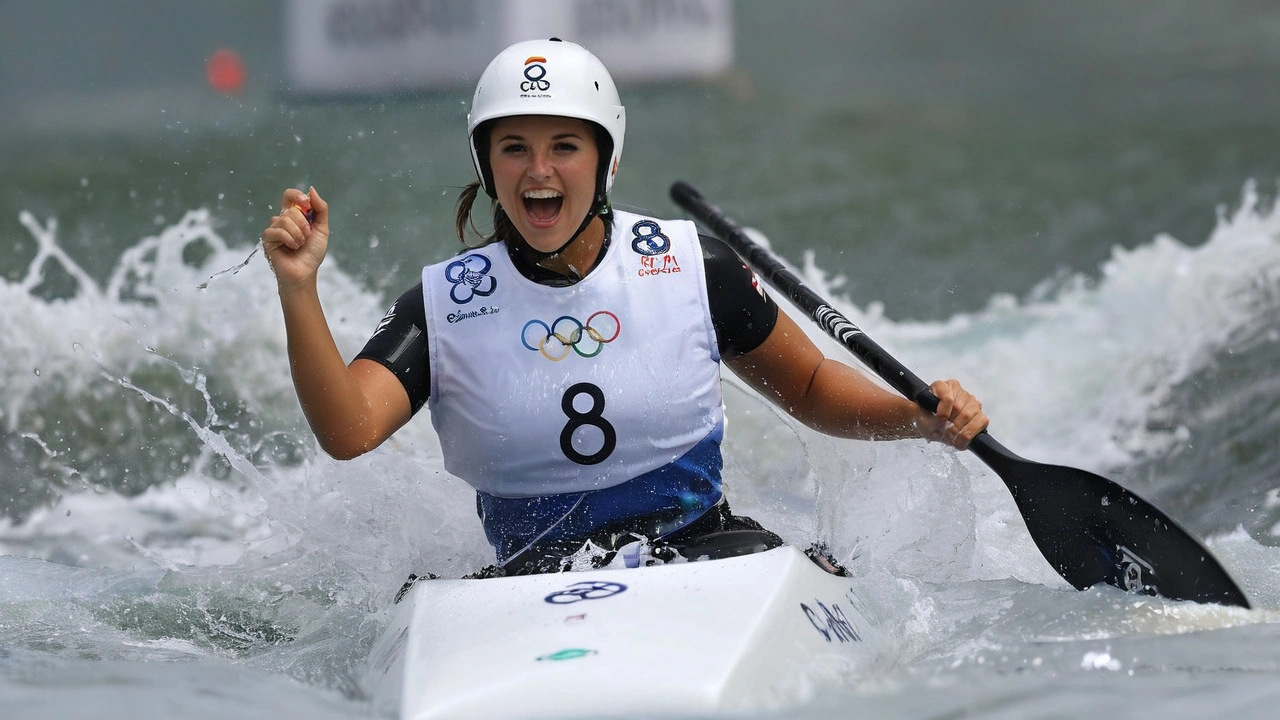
[{"left": 423, "top": 210, "right": 724, "bottom": 498}]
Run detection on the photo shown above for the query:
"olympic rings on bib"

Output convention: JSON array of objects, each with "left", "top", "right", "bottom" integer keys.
[{"left": 522, "top": 311, "right": 621, "bottom": 361}]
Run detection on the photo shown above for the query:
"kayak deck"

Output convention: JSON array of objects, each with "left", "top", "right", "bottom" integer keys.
[{"left": 364, "top": 545, "right": 877, "bottom": 719}]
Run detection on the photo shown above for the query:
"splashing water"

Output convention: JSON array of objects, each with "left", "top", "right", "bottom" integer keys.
[{"left": 1, "top": 185, "right": 1279, "bottom": 717}]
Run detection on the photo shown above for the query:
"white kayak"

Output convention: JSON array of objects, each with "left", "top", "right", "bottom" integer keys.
[{"left": 363, "top": 545, "right": 878, "bottom": 719}]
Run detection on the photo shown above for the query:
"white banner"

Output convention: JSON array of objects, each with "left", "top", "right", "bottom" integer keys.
[{"left": 285, "top": 0, "right": 733, "bottom": 95}]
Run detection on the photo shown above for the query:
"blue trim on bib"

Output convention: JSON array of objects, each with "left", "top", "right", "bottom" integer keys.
[{"left": 476, "top": 425, "right": 725, "bottom": 563}]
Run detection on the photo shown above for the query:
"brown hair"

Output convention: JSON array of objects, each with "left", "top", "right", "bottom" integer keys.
[{"left": 453, "top": 181, "right": 519, "bottom": 248}]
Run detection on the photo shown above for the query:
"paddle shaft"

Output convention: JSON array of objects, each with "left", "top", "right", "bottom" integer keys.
[
  {"left": 670, "top": 182, "right": 944, "bottom": 408},
  {"left": 667, "top": 183, "right": 1047, "bottom": 470}
]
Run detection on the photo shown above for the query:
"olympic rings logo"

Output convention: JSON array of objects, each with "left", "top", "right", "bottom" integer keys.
[
  {"left": 521, "top": 311, "right": 621, "bottom": 361},
  {"left": 445, "top": 254, "right": 497, "bottom": 304},
  {"left": 544, "top": 581, "right": 627, "bottom": 604}
]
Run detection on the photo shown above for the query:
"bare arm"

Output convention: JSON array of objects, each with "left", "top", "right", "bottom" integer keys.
[
  {"left": 263, "top": 188, "right": 412, "bottom": 459},
  {"left": 724, "top": 308, "right": 988, "bottom": 449}
]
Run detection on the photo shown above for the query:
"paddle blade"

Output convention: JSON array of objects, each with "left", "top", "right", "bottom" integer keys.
[{"left": 970, "top": 434, "right": 1250, "bottom": 608}]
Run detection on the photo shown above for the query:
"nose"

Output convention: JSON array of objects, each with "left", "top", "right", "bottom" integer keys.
[{"left": 526, "top": 149, "right": 553, "bottom": 180}]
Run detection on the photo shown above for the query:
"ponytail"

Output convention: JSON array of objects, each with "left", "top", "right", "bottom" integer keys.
[{"left": 453, "top": 181, "right": 519, "bottom": 248}]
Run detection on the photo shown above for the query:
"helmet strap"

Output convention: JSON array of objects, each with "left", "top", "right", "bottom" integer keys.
[{"left": 529, "top": 194, "right": 608, "bottom": 281}]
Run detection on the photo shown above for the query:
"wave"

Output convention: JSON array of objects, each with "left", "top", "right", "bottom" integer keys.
[{"left": 2, "top": 182, "right": 1277, "bottom": 592}]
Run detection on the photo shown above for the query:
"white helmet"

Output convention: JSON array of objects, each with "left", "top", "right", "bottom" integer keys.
[{"left": 467, "top": 38, "right": 626, "bottom": 202}]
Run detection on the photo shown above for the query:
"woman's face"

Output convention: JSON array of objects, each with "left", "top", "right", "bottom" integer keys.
[{"left": 488, "top": 115, "right": 600, "bottom": 253}]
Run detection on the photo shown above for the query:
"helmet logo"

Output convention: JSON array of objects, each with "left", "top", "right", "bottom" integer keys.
[{"left": 521, "top": 56, "right": 551, "bottom": 95}]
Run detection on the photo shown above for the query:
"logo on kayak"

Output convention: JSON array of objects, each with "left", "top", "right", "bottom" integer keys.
[
  {"left": 801, "top": 599, "right": 861, "bottom": 643},
  {"left": 445, "top": 253, "right": 497, "bottom": 304},
  {"left": 545, "top": 580, "right": 627, "bottom": 604},
  {"left": 537, "top": 648, "right": 597, "bottom": 662}
]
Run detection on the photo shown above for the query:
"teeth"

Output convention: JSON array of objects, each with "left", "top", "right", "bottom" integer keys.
[{"left": 523, "top": 189, "right": 562, "bottom": 199}]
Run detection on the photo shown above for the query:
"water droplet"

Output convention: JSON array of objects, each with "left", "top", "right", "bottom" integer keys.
[{"left": 33, "top": 368, "right": 41, "bottom": 377}]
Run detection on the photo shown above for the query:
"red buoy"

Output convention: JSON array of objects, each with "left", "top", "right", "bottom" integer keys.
[{"left": 206, "top": 48, "right": 246, "bottom": 96}]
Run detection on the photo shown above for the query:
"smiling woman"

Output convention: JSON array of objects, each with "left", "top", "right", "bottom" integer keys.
[
  {"left": 455, "top": 38, "right": 626, "bottom": 280},
  {"left": 487, "top": 115, "right": 602, "bottom": 269},
  {"left": 259, "top": 36, "right": 988, "bottom": 579}
]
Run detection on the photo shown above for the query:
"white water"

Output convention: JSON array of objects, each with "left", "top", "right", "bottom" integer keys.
[{"left": 2, "top": 184, "right": 1280, "bottom": 718}]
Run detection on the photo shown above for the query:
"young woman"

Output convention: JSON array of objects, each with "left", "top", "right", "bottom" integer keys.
[{"left": 262, "top": 38, "right": 988, "bottom": 575}]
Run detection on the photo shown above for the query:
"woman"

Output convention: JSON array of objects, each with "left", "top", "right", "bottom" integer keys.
[{"left": 262, "top": 38, "right": 988, "bottom": 575}]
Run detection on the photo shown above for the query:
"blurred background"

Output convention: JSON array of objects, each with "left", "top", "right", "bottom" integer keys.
[{"left": 5, "top": 0, "right": 1280, "bottom": 319}]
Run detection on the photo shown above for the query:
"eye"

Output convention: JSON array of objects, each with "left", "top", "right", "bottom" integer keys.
[
  {"left": 498, "top": 141, "right": 527, "bottom": 155},
  {"left": 554, "top": 139, "right": 581, "bottom": 153}
]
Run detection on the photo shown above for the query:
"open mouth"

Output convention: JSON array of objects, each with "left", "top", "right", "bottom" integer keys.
[{"left": 522, "top": 188, "right": 563, "bottom": 224}]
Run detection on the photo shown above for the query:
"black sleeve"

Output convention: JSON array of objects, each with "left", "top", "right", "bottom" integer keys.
[
  {"left": 355, "top": 283, "right": 431, "bottom": 413},
  {"left": 701, "top": 234, "right": 779, "bottom": 359}
]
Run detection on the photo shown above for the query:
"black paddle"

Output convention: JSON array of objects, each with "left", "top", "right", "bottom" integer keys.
[{"left": 670, "top": 180, "right": 1250, "bottom": 608}]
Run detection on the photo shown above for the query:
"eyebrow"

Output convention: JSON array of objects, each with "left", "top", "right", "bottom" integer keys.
[{"left": 495, "top": 131, "right": 585, "bottom": 144}]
